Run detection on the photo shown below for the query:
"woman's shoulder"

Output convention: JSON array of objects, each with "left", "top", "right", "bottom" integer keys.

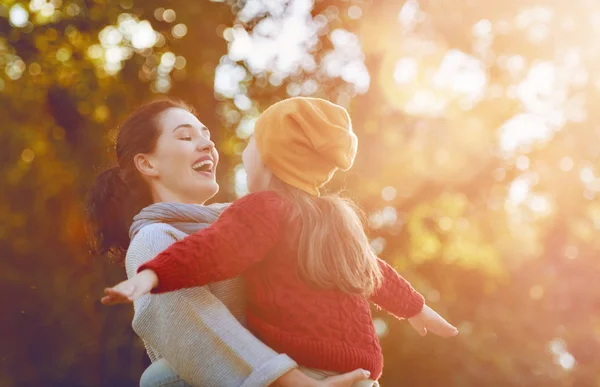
[
  {"left": 126, "top": 223, "right": 187, "bottom": 268},
  {"left": 132, "top": 222, "right": 187, "bottom": 243}
]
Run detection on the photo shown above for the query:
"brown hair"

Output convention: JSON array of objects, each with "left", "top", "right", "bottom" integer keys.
[
  {"left": 273, "top": 179, "right": 383, "bottom": 297},
  {"left": 86, "top": 97, "right": 194, "bottom": 260}
]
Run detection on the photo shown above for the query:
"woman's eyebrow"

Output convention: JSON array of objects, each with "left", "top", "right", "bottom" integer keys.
[
  {"left": 171, "top": 124, "right": 194, "bottom": 132},
  {"left": 171, "top": 124, "right": 209, "bottom": 133}
]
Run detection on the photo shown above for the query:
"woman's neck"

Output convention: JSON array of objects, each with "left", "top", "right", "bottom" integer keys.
[{"left": 151, "top": 186, "right": 207, "bottom": 205}]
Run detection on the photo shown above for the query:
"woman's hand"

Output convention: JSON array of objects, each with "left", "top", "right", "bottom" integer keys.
[
  {"left": 314, "top": 369, "right": 371, "bottom": 387},
  {"left": 408, "top": 304, "right": 459, "bottom": 337},
  {"left": 273, "top": 368, "right": 370, "bottom": 387},
  {"left": 101, "top": 269, "right": 159, "bottom": 305}
]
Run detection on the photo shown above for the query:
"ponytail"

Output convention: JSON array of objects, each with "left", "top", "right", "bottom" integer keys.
[
  {"left": 276, "top": 180, "right": 384, "bottom": 297},
  {"left": 86, "top": 166, "right": 139, "bottom": 260}
]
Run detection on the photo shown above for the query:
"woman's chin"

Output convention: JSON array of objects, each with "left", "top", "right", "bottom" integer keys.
[{"left": 192, "top": 182, "right": 219, "bottom": 203}]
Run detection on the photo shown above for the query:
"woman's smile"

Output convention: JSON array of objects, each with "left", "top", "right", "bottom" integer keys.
[{"left": 191, "top": 155, "right": 215, "bottom": 178}]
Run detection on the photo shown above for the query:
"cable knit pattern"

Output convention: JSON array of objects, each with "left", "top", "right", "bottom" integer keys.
[
  {"left": 127, "top": 221, "right": 297, "bottom": 387},
  {"left": 140, "top": 191, "right": 425, "bottom": 380},
  {"left": 372, "top": 259, "right": 427, "bottom": 319}
]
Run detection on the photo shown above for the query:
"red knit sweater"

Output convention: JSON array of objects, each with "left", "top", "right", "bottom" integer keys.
[{"left": 139, "top": 191, "right": 425, "bottom": 379}]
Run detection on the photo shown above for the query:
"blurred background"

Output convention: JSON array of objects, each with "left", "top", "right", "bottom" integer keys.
[{"left": 2, "top": 0, "right": 599, "bottom": 386}]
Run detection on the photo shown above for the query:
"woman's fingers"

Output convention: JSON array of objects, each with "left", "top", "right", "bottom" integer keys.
[{"left": 320, "top": 368, "right": 370, "bottom": 387}]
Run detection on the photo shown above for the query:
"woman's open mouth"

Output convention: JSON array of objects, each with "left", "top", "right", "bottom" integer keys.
[{"left": 192, "top": 159, "right": 214, "bottom": 177}]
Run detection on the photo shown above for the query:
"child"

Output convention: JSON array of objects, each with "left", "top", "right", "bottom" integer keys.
[{"left": 103, "top": 97, "right": 458, "bottom": 384}]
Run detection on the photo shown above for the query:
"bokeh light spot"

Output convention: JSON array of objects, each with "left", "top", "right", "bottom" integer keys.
[
  {"left": 172, "top": 23, "right": 187, "bottom": 38},
  {"left": 9, "top": 4, "right": 29, "bottom": 27},
  {"left": 373, "top": 318, "right": 388, "bottom": 337},
  {"left": 381, "top": 186, "right": 397, "bottom": 201},
  {"left": 163, "top": 9, "right": 176, "bottom": 23},
  {"left": 559, "top": 156, "right": 574, "bottom": 172},
  {"left": 348, "top": 6, "right": 362, "bottom": 20},
  {"left": 21, "top": 149, "right": 35, "bottom": 163}
]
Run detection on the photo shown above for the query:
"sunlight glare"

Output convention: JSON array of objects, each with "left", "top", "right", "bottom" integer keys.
[
  {"left": 398, "top": 0, "right": 419, "bottom": 28},
  {"left": 508, "top": 177, "right": 530, "bottom": 204},
  {"left": 433, "top": 50, "right": 487, "bottom": 103},
  {"left": 234, "top": 164, "right": 249, "bottom": 198},
  {"left": 214, "top": 62, "right": 247, "bottom": 98},
  {"left": 499, "top": 113, "right": 553, "bottom": 155},
  {"left": 9, "top": 4, "right": 29, "bottom": 27},
  {"left": 393, "top": 58, "right": 418, "bottom": 84},
  {"left": 131, "top": 20, "right": 158, "bottom": 49},
  {"left": 580, "top": 167, "right": 595, "bottom": 184}
]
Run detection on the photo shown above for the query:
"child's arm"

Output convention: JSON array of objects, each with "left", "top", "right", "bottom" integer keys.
[
  {"left": 370, "top": 258, "right": 458, "bottom": 337},
  {"left": 109, "top": 223, "right": 299, "bottom": 386},
  {"left": 369, "top": 258, "right": 425, "bottom": 318},
  {"left": 144, "top": 191, "right": 285, "bottom": 293},
  {"left": 102, "top": 192, "right": 286, "bottom": 304}
]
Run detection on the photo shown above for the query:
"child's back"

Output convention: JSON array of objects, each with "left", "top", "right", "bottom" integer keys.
[{"left": 143, "top": 190, "right": 424, "bottom": 379}]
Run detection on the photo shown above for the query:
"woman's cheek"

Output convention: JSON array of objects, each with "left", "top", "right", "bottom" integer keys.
[
  {"left": 210, "top": 148, "right": 219, "bottom": 168},
  {"left": 174, "top": 141, "right": 196, "bottom": 156}
]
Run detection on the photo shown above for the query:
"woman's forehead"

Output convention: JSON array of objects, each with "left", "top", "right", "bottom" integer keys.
[{"left": 157, "top": 107, "right": 205, "bottom": 129}]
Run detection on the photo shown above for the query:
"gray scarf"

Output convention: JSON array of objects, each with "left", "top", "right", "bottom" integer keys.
[{"left": 129, "top": 201, "right": 230, "bottom": 239}]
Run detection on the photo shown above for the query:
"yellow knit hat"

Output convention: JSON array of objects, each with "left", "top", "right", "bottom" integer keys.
[{"left": 254, "top": 97, "right": 357, "bottom": 196}]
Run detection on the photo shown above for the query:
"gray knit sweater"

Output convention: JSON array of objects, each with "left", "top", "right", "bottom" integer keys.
[{"left": 125, "top": 221, "right": 297, "bottom": 386}]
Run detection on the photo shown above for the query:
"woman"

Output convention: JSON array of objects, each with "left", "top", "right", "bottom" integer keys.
[{"left": 87, "top": 98, "right": 370, "bottom": 387}]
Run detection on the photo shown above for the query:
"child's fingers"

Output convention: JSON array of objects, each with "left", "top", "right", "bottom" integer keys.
[
  {"left": 429, "top": 319, "right": 459, "bottom": 337},
  {"left": 103, "top": 288, "right": 134, "bottom": 304},
  {"left": 113, "top": 283, "right": 135, "bottom": 297},
  {"left": 101, "top": 294, "right": 125, "bottom": 305},
  {"left": 409, "top": 319, "right": 428, "bottom": 336},
  {"left": 128, "top": 289, "right": 144, "bottom": 301},
  {"left": 439, "top": 318, "right": 458, "bottom": 333}
]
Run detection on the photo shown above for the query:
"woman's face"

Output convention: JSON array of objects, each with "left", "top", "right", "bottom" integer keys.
[{"left": 136, "top": 107, "right": 219, "bottom": 204}]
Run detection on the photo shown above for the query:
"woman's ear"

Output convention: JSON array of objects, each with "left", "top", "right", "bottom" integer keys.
[{"left": 134, "top": 153, "right": 159, "bottom": 178}]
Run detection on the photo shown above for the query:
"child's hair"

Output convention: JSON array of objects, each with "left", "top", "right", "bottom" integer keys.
[
  {"left": 86, "top": 97, "right": 194, "bottom": 261},
  {"left": 273, "top": 178, "right": 384, "bottom": 298}
]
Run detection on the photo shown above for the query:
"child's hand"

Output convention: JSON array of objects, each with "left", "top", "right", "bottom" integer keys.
[
  {"left": 101, "top": 269, "right": 159, "bottom": 305},
  {"left": 408, "top": 304, "right": 459, "bottom": 338}
]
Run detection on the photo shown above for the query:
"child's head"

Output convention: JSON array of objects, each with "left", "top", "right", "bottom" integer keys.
[
  {"left": 243, "top": 97, "right": 383, "bottom": 297},
  {"left": 242, "top": 97, "right": 357, "bottom": 195}
]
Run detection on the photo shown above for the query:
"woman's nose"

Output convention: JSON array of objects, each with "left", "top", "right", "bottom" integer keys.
[{"left": 196, "top": 137, "right": 215, "bottom": 152}]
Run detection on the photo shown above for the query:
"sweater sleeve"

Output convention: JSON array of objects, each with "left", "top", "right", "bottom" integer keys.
[
  {"left": 139, "top": 191, "right": 286, "bottom": 293},
  {"left": 369, "top": 258, "right": 425, "bottom": 319},
  {"left": 126, "top": 223, "right": 297, "bottom": 387}
]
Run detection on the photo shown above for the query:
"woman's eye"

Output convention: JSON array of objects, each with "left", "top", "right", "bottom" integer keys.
[{"left": 180, "top": 136, "right": 192, "bottom": 141}]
